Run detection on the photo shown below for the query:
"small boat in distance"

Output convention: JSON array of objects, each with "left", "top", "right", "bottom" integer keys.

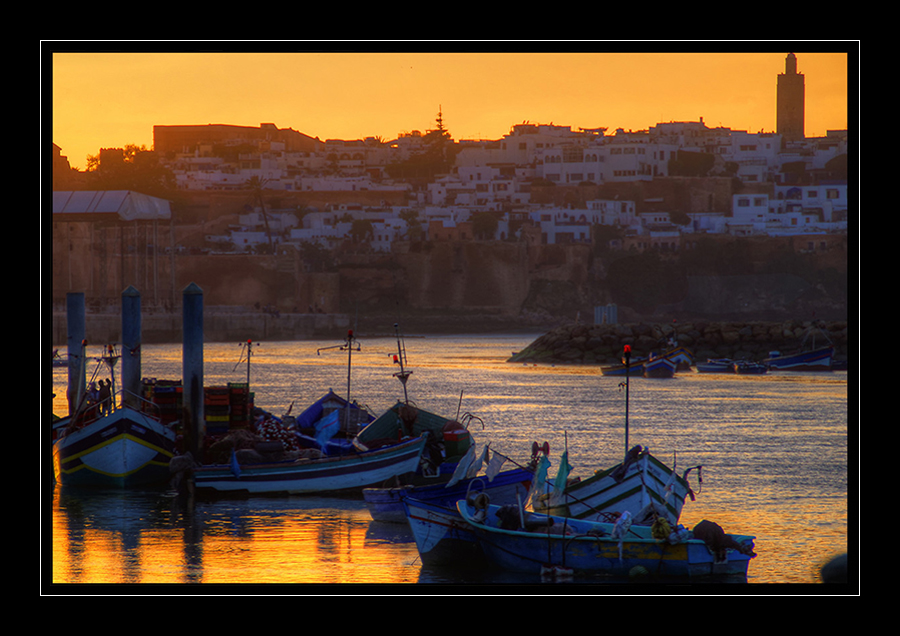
[
  {"left": 734, "top": 360, "right": 768, "bottom": 375},
  {"left": 763, "top": 324, "right": 835, "bottom": 371},
  {"left": 764, "top": 346, "right": 834, "bottom": 371},
  {"left": 643, "top": 355, "right": 676, "bottom": 378},
  {"left": 696, "top": 358, "right": 735, "bottom": 374}
]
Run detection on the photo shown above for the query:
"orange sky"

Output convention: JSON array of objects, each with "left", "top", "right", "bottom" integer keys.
[{"left": 47, "top": 48, "right": 854, "bottom": 171}]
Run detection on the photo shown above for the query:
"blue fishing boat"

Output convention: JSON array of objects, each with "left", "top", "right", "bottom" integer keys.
[
  {"left": 364, "top": 460, "right": 534, "bottom": 523},
  {"left": 763, "top": 324, "right": 835, "bottom": 371},
  {"left": 643, "top": 355, "right": 676, "bottom": 378},
  {"left": 404, "top": 496, "right": 488, "bottom": 567},
  {"left": 456, "top": 500, "right": 756, "bottom": 580},
  {"left": 600, "top": 357, "right": 646, "bottom": 376},
  {"left": 764, "top": 346, "right": 833, "bottom": 371}
]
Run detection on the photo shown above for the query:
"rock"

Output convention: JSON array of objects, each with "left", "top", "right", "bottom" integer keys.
[{"left": 507, "top": 320, "right": 849, "bottom": 366}]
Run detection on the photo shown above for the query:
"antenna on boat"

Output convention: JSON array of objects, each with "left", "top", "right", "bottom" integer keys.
[
  {"left": 392, "top": 323, "right": 413, "bottom": 404},
  {"left": 318, "top": 330, "right": 361, "bottom": 429},
  {"left": 234, "top": 340, "right": 258, "bottom": 426}
]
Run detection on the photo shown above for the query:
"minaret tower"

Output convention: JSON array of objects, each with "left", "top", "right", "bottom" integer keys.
[{"left": 777, "top": 52, "right": 805, "bottom": 142}]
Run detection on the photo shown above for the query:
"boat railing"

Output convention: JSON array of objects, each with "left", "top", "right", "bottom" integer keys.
[{"left": 121, "top": 388, "right": 171, "bottom": 423}]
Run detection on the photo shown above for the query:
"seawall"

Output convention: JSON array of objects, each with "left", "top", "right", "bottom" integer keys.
[
  {"left": 50, "top": 310, "right": 351, "bottom": 347},
  {"left": 508, "top": 319, "right": 850, "bottom": 366}
]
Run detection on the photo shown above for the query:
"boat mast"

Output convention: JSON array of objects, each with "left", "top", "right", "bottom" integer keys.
[
  {"left": 317, "top": 330, "right": 361, "bottom": 429},
  {"left": 234, "top": 340, "right": 257, "bottom": 426},
  {"left": 393, "top": 323, "right": 412, "bottom": 404}
]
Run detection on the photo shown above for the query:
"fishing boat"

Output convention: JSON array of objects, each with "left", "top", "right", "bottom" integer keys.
[
  {"left": 456, "top": 500, "right": 756, "bottom": 580},
  {"left": 191, "top": 434, "right": 427, "bottom": 496},
  {"left": 602, "top": 345, "right": 689, "bottom": 378},
  {"left": 695, "top": 358, "right": 735, "bottom": 373},
  {"left": 291, "top": 389, "right": 375, "bottom": 455},
  {"left": 763, "top": 346, "right": 834, "bottom": 371},
  {"left": 52, "top": 406, "right": 178, "bottom": 487},
  {"left": 662, "top": 346, "right": 694, "bottom": 371},
  {"left": 53, "top": 343, "right": 178, "bottom": 488},
  {"left": 193, "top": 326, "right": 451, "bottom": 497},
  {"left": 643, "top": 355, "right": 677, "bottom": 378},
  {"left": 763, "top": 324, "right": 835, "bottom": 371},
  {"left": 364, "top": 447, "right": 534, "bottom": 523},
  {"left": 535, "top": 345, "right": 701, "bottom": 525},
  {"left": 531, "top": 444, "right": 698, "bottom": 525},
  {"left": 600, "top": 357, "right": 646, "bottom": 377},
  {"left": 734, "top": 360, "right": 768, "bottom": 375},
  {"left": 404, "top": 496, "right": 488, "bottom": 567}
]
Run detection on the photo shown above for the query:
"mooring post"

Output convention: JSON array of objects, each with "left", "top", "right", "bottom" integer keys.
[
  {"left": 66, "top": 292, "right": 86, "bottom": 417},
  {"left": 121, "top": 286, "right": 142, "bottom": 410},
  {"left": 182, "top": 283, "right": 204, "bottom": 460}
]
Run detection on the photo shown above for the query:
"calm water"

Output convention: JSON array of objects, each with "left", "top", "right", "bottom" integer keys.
[{"left": 46, "top": 333, "right": 853, "bottom": 590}]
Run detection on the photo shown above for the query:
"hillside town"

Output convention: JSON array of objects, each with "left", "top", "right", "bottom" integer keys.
[
  {"left": 50, "top": 53, "right": 850, "bottom": 330},
  {"left": 55, "top": 116, "right": 848, "bottom": 254}
]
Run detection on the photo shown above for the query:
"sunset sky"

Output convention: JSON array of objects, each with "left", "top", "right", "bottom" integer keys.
[{"left": 47, "top": 46, "right": 854, "bottom": 171}]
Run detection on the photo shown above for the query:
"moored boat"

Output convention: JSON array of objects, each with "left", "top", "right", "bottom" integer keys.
[
  {"left": 600, "top": 360, "right": 645, "bottom": 376},
  {"left": 734, "top": 360, "right": 768, "bottom": 375},
  {"left": 404, "top": 496, "right": 487, "bottom": 567},
  {"left": 763, "top": 324, "right": 835, "bottom": 371},
  {"left": 364, "top": 459, "right": 534, "bottom": 523},
  {"left": 643, "top": 355, "right": 676, "bottom": 378},
  {"left": 456, "top": 500, "right": 756, "bottom": 580},
  {"left": 192, "top": 434, "right": 427, "bottom": 496},
  {"left": 531, "top": 444, "right": 698, "bottom": 525},
  {"left": 763, "top": 346, "right": 834, "bottom": 371},
  {"left": 52, "top": 406, "right": 177, "bottom": 488},
  {"left": 695, "top": 358, "right": 735, "bottom": 374}
]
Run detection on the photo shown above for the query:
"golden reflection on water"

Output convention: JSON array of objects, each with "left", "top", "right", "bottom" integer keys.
[
  {"left": 49, "top": 338, "right": 850, "bottom": 587},
  {"left": 51, "top": 488, "right": 424, "bottom": 585}
]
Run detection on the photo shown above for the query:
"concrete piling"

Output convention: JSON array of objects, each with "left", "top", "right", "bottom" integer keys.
[{"left": 182, "top": 282, "right": 205, "bottom": 459}]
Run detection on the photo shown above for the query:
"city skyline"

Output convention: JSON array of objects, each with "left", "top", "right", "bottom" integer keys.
[{"left": 48, "top": 48, "right": 853, "bottom": 171}]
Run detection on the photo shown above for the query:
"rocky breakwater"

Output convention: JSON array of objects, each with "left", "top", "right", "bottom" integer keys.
[{"left": 508, "top": 320, "right": 849, "bottom": 367}]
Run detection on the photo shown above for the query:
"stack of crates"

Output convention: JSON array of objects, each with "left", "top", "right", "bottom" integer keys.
[
  {"left": 227, "top": 382, "right": 253, "bottom": 429},
  {"left": 204, "top": 386, "right": 231, "bottom": 437},
  {"left": 142, "top": 378, "right": 183, "bottom": 426}
]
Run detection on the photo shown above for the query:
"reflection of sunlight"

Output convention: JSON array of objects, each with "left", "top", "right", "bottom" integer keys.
[{"left": 50, "top": 337, "right": 849, "bottom": 585}]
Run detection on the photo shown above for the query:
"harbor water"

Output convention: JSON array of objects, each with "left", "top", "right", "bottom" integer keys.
[{"left": 47, "top": 333, "right": 852, "bottom": 589}]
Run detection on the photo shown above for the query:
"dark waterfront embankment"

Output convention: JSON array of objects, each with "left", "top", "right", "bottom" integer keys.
[
  {"left": 50, "top": 308, "right": 352, "bottom": 347},
  {"left": 508, "top": 319, "right": 850, "bottom": 366}
]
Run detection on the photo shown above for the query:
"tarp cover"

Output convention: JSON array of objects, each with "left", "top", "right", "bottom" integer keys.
[{"left": 53, "top": 190, "right": 171, "bottom": 221}]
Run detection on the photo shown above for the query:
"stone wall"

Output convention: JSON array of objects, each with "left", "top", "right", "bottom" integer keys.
[
  {"left": 508, "top": 319, "right": 850, "bottom": 366},
  {"left": 50, "top": 310, "right": 350, "bottom": 347}
]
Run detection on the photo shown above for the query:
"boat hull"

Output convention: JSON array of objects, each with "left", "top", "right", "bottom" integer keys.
[
  {"left": 52, "top": 408, "right": 177, "bottom": 488},
  {"left": 696, "top": 359, "right": 735, "bottom": 374},
  {"left": 457, "top": 501, "right": 755, "bottom": 580},
  {"left": 734, "top": 361, "right": 767, "bottom": 375},
  {"left": 643, "top": 358, "right": 676, "bottom": 378},
  {"left": 364, "top": 467, "right": 533, "bottom": 523},
  {"left": 403, "top": 497, "right": 486, "bottom": 567},
  {"left": 764, "top": 346, "right": 833, "bottom": 371},
  {"left": 534, "top": 448, "right": 693, "bottom": 525},
  {"left": 193, "top": 436, "right": 426, "bottom": 496},
  {"left": 600, "top": 362, "right": 645, "bottom": 377}
]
